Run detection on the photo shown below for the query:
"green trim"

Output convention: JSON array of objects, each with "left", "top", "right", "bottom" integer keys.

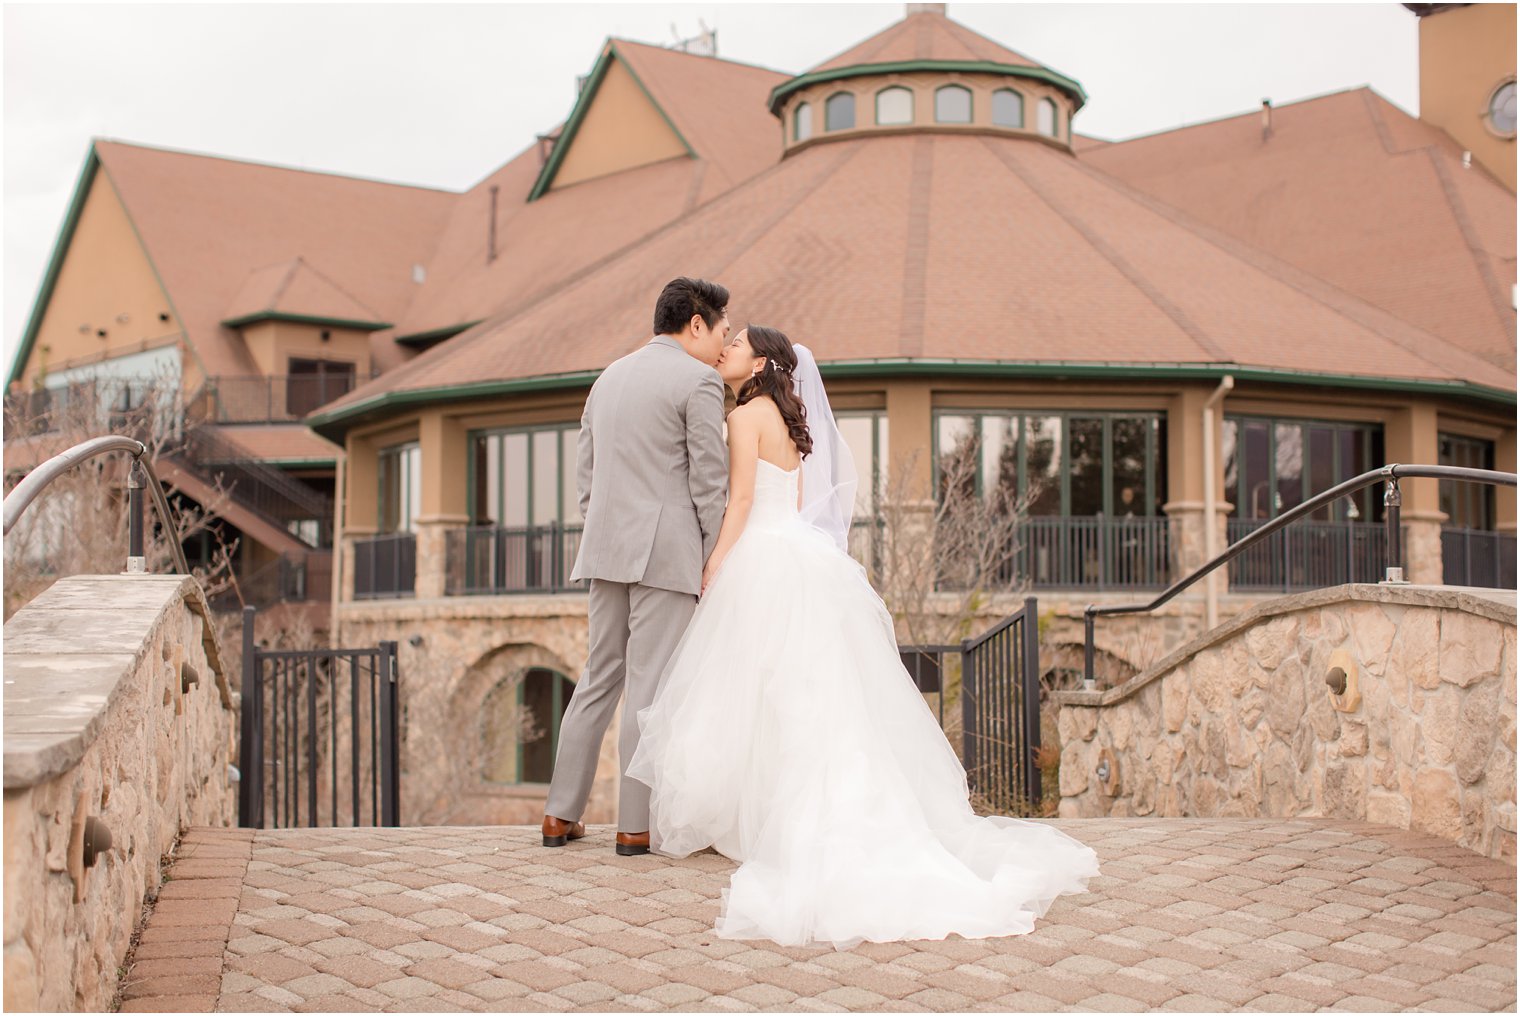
[
  {"left": 527, "top": 42, "right": 697, "bottom": 203},
  {"left": 222, "top": 310, "right": 391, "bottom": 332},
  {"left": 934, "top": 83, "right": 974, "bottom": 125},
  {"left": 991, "top": 87, "right": 1025, "bottom": 129},
  {"left": 8, "top": 148, "right": 100, "bottom": 388},
  {"left": 394, "top": 320, "right": 482, "bottom": 348},
  {"left": 874, "top": 84, "right": 914, "bottom": 126},
  {"left": 769, "top": 60, "right": 1088, "bottom": 115},
  {"left": 306, "top": 358, "right": 1516, "bottom": 445}
]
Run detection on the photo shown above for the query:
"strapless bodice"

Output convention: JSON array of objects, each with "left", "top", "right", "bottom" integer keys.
[{"left": 749, "top": 457, "right": 801, "bottom": 525}]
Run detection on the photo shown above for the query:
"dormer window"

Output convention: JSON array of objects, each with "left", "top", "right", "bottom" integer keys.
[
  {"left": 875, "top": 86, "right": 914, "bottom": 126},
  {"left": 935, "top": 85, "right": 972, "bottom": 124},
  {"left": 992, "top": 88, "right": 1024, "bottom": 129},
  {"left": 825, "top": 92, "right": 856, "bottom": 132},
  {"left": 794, "top": 102, "right": 814, "bottom": 142},
  {"left": 1038, "top": 97, "right": 1058, "bottom": 137}
]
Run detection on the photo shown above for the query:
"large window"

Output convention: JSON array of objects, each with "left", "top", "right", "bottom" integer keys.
[
  {"left": 875, "top": 86, "right": 914, "bottom": 126},
  {"left": 1439, "top": 433, "right": 1495, "bottom": 530},
  {"left": 1221, "top": 416, "right": 1383, "bottom": 522},
  {"left": 377, "top": 442, "right": 420, "bottom": 533},
  {"left": 934, "top": 412, "right": 1167, "bottom": 517},
  {"left": 825, "top": 91, "right": 856, "bottom": 132},
  {"left": 481, "top": 669, "right": 574, "bottom": 785},
  {"left": 992, "top": 88, "right": 1025, "bottom": 128},
  {"left": 287, "top": 358, "right": 356, "bottom": 417},
  {"left": 470, "top": 425, "right": 580, "bottom": 528},
  {"left": 935, "top": 85, "right": 972, "bottom": 124},
  {"left": 794, "top": 102, "right": 813, "bottom": 142},
  {"left": 837, "top": 412, "right": 890, "bottom": 515}
]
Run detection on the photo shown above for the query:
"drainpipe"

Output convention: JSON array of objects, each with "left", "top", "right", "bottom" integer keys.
[
  {"left": 330, "top": 450, "right": 346, "bottom": 648},
  {"left": 1203, "top": 374, "right": 1235, "bottom": 630}
]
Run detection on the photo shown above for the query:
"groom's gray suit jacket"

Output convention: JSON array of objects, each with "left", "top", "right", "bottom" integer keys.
[{"left": 569, "top": 335, "right": 728, "bottom": 595}]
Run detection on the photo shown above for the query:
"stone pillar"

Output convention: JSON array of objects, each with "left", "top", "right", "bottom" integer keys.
[
  {"left": 413, "top": 516, "right": 469, "bottom": 599},
  {"left": 1386, "top": 404, "right": 1444, "bottom": 584}
]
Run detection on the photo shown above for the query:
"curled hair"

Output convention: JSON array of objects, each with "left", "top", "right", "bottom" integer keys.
[{"left": 736, "top": 325, "right": 813, "bottom": 459}]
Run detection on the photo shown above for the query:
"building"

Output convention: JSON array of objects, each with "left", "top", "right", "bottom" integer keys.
[{"left": 8, "top": 4, "right": 1515, "bottom": 825}]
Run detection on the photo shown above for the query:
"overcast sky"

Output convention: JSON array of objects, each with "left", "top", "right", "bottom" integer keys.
[{"left": 2, "top": 3, "right": 1421, "bottom": 368}]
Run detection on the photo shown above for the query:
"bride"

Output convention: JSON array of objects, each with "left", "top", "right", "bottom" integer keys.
[{"left": 625, "top": 325, "right": 1099, "bottom": 949}]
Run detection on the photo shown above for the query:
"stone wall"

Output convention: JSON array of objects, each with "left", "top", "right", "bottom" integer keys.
[
  {"left": 3, "top": 574, "right": 237, "bottom": 1011},
  {"left": 337, "top": 594, "right": 619, "bottom": 828},
  {"left": 1052, "top": 584, "right": 1517, "bottom": 860}
]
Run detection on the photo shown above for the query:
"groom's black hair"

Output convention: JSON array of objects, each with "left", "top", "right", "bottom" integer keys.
[{"left": 654, "top": 277, "right": 729, "bottom": 336}]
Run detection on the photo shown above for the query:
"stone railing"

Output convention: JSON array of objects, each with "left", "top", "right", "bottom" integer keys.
[
  {"left": 1052, "top": 584, "right": 1517, "bottom": 860},
  {"left": 3, "top": 575, "right": 236, "bottom": 1011}
]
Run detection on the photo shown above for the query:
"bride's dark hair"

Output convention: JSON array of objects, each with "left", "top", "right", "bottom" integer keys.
[{"left": 736, "top": 325, "right": 813, "bottom": 459}]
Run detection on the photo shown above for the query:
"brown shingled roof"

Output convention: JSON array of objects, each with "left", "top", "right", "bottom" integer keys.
[
  {"left": 1080, "top": 88, "right": 1518, "bottom": 372},
  {"left": 810, "top": 8, "right": 1044, "bottom": 71},
  {"left": 95, "top": 141, "right": 455, "bottom": 377},
  {"left": 223, "top": 256, "right": 387, "bottom": 327},
  {"left": 390, "top": 41, "right": 788, "bottom": 340},
  {"left": 314, "top": 130, "right": 1511, "bottom": 431}
]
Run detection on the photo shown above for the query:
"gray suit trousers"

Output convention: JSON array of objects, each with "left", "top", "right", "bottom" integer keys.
[{"left": 545, "top": 579, "right": 695, "bottom": 833}]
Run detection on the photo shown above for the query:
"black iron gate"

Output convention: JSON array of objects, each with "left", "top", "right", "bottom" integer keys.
[
  {"left": 900, "top": 596, "right": 1043, "bottom": 809},
  {"left": 238, "top": 606, "right": 400, "bottom": 828}
]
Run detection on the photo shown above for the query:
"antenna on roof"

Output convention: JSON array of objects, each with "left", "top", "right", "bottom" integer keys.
[{"left": 669, "top": 19, "right": 717, "bottom": 56}]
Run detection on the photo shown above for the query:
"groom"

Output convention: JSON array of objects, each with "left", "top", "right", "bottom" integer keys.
[{"left": 542, "top": 277, "right": 731, "bottom": 856}]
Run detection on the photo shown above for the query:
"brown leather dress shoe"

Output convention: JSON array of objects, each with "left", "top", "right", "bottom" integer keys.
[
  {"left": 542, "top": 815, "right": 586, "bottom": 847},
  {"left": 614, "top": 831, "right": 650, "bottom": 856}
]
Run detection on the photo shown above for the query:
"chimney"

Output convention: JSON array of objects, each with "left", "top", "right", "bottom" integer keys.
[
  {"left": 906, "top": 3, "right": 947, "bottom": 15},
  {"left": 487, "top": 185, "right": 499, "bottom": 264},
  {"left": 1261, "top": 98, "right": 1272, "bottom": 139}
]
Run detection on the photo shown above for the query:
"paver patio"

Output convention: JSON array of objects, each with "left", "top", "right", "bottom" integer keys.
[{"left": 117, "top": 819, "right": 1515, "bottom": 1013}]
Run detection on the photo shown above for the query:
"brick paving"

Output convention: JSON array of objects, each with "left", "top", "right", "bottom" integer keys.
[{"left": 118, "top": 819, "right": 1516, "bottom": 1013}]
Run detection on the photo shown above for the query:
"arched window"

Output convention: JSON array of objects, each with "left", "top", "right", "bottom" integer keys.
[
  {"left": 825, "top": 91, "right": 856, "bottom": 132},
  {"left": 935, "top": 85, "right": 972, "bottom": 124},
  {"left": 1037, "top": 98, "right": 1058, "bottom": 137},
  {"left": 794, "top": 102, "right": 813, "bottom": 142},
  {"left": 481, "top": 668, "right": 574, "bottom": 785},
  {"left": 875, "top": 86, "right": 914, "bottom": 126},
  {"left": 992, "top": 88, "right": 1024, "bottom": 129}
]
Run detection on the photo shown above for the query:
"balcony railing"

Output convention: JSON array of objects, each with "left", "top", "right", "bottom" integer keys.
[
  {"left": 935, "top": 515, "right": 1171, "bottom": 592},
  {"left": 444, "top": 524, "right": 585, "bottom": 595},
  {"left": 189, "top": 374, "right": 359, "bottom": 424},
  {"left": 1227, "top": 517, "right": 1396, "bottom": 592},
  {"left": 1442, "top": 527, "right": 1518, "bottom": 589},
  {"left": 209, "top": 551, "right": 333, "bottom": 611},
  {"left": 353, "top": 533, "right": 416, "bottom": 599}
]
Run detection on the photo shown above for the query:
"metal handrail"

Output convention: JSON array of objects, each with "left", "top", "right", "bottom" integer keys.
[
  {"left": 2, "top": 435, "right": 191, "bottom": 574},
  {"left": 1082, "top": 463, "right": 1517, "bottom": 688}
]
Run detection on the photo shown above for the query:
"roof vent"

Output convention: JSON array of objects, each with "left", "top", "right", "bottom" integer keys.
[
  {"left": 906, "top": 3, "right": 948, "bottom": 15},
  {"left": 412, "top": 264, "right": 426, "bottom": 285},
  {"left": 1462, "top": 150, "right": 1472, "bottom": 170},
  {"left": 1261, "top": 98, "right": 1273, "bottom": 139}
]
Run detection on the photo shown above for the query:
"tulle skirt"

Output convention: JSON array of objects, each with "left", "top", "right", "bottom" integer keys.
[{"left": 625, "top": 509, "right": 1099, "bottom": 948}]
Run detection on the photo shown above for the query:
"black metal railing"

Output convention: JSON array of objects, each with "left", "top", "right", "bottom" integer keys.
[
  {"left": 210, "top": 551, "right": 333, "bottom": 611},
  {"left": 239, "top": 606, "right": 400, "bottom": 828},
  {"left": 1442, "top": 526, "right": 1518, "bottom": 589},
  {"left": 1019, "top": 515, "right": 1170, "bottom": 590},
  {"left": 1227, "top": 518, "right": 1396, "bottom": 592},
  {"left": 1083, "top": 464, "right": 1518, "bottom": 687},
  {"left": 444, "top": 523, "right": 585, "bottom": 595},
  {"left": 189, "top": 374, "right": 359, "bottom": 424},
  {"left": 353, "top": 533, "right": 416, "bottom": 599},
  {"left": 177, "top": 425, "right": 334, "bottom": 547},
  {"left": 900, "top": 596, "right": 1043, "bottom": 810}
]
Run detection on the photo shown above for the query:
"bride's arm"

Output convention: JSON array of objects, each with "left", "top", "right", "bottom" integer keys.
[{"left": 701, "top": 407, "right": 760, "bottom": 594}]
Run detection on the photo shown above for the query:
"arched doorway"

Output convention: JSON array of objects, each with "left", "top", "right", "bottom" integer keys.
[{"left": 481, "top": 667, "right": 574, "bottom": 785}]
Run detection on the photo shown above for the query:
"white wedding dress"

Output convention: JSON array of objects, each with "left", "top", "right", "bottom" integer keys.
[{"left": 625, "top": 458, "right": 1100, "bottom": 949}]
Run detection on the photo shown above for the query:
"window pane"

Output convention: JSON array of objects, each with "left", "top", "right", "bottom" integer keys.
[
  {"left": 794, "top": 102, "right": 813, "bottom": 141},
  {"left": 1069, "top": 418, "right": 1104, "bottom": 516},
  {"left": 1111, "top": 417, "right": 1147, "bottom": 517},
  {"left": 562, "top": 429, "right": 581, "bottom": 523},
  {"left": 471, "top": 436, "right": 492, "bottom": 524},
  {"left": 1341, "top": 428, "right": 1369, "bottom": 522},
  {"left": 533, "top": 430, "right": 559, "bottom": 525},
  {"left": 838, "top": 415, "right": 876, "bottom": 513},
  {"left": 1037, "top": 98, "right": 1057, "bottom": 136},
  {"left": 406, "top": 446, "right": 421, "bottom": 531},
  {"left": 992, "top": 89, "right": 1024, "bottom": 128},
  {"left": 1308, "top": 426, "right": 1335, "bottom": 520},
  {"left": 1024, "top": 416, "right": 1062, "bottom": 516},
  {"left": 480, "top": 678, "right": 520, "bottom": 784},
  {"left": 877, "top": 415, "right": 889, "bottom": 503},
  {"left": 937, "top": 415, "right": 977, "bottom": 502},
  {"left": 935, "top": 86, "right": 971, "bottom": 124},
  {"left": 825, "top": 92, "right": 855, "bottom": 131},
  {"left": 379, "top": 452, "right": 395, "bottom": 532},
  {"left": 1222, "top": 419, "right": 1239, "bottom": 511},
  {"left": 981, "top": 415, "right": 1016, "bottom": 508},
  {"left": 521, "top": 669, "right": 568, "bottom": 784},
  {"left": 504, "top": 433, "right": 529, "bottom": 527},
  {"left": 876, "top": 87, "right": 913, "bottom": 125},
  {"left": 1242, "top": 421, "right": 1271, "bottom": 519},
  {"left": 1274, "top": 423, "right": 1303, "bottom": 515},
  {"left": 1152, "top": 417, "right": 1169, "bottom": 514}
]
